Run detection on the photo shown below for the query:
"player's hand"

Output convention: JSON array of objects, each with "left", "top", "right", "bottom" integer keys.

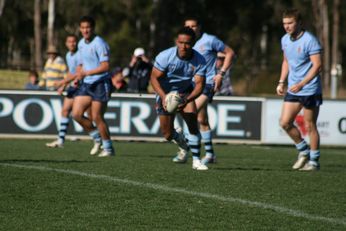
[
  {"left": 57, "top": 86, "right": 65, "bottom": 95},
  {"left": 73, "top": 80, "right": 80, "bottom": 88},
  {"left": 177, "top": 97, "right": 188, "bottom": 111},
  {"left": 213, "top": 74, "right": 223, "bottom": 92},
  {"left": 289, "top": 83, "right": 303, "bottom": 93},
  {"left": 75, "top": 69, "right": 87, "bottom": 81},
  {"left": 54, "top": 80, "right": 64, "bottom": 88},
  {"left": 276, "top": 84, "right": 285, "bottom": 96},
  {"left": 162, "top": 94, "right": 168, "bottom": 111}
]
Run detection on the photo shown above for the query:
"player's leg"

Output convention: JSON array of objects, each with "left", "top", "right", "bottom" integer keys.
[
  {"left": 72, "top": 95, "right": 102, "bottom": 152},
  {"left": 154, "top": 95, "right": 189, "bottom": 163},
  {"left": 181, "top": 101, "right": 207, "bottom": 170},
  {"left": 72, "top": 96, "right": 94, "bottom": 131},
  {"left": 160, "top": 112, "right": 196, "bottom": 164},
  {"left": 46, "top": 97, "right": 73, "bottom": 148},
  {"left": 91, "top": 100, "right": 114, "bottom": 157},
  {"left": 159, "top": 114, "right": 175, "bottom": 140},
  {"left": 85, "top": 105, "right": 102, "bottom": 155},
  {"left": 196, "top": 94, "right": 216, "bottom": 164},
  {"left": 90, "top": 80, "right": 114, "bottom": 157},
  {"left": 280, "top": 101, "right": 309, "bottom": 169},
  {"left": 300, "top": 106, "right": 321, "bottom": 171},
  {"left": 59, "top": 97, "right": 74, "bottom": 142}
]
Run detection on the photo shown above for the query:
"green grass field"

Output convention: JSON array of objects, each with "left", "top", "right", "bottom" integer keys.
[
  {"left": 0, "top": 139, "right": 345, "bottom": 230},
  {"left": 0, "top": 69, "right": 28, "bottom": 89}
]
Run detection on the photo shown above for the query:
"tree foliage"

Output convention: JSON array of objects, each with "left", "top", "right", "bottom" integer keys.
[{"left": 0, "top": 0, "right": 344, "bottom": 94}]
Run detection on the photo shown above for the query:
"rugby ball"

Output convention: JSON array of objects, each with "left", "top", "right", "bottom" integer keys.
[{"left": 165, "top": 92, "right": 181, "bottom": 113}]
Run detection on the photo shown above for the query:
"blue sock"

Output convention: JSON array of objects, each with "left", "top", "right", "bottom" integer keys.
[
  {"left": 89, "top": 130, "right": 101, "bottom": 143},
  {"left": 172, "top": 130, "right": 179, "bottom": 142},
  {"left": 295, "top": 140, "right": 309, "bottom": 155},
  {"left": 188, "top": 133, "right": 201, "bottom": 159},
  {"left": 102, "top": 139, "right": 113, "bottom": 152},
  {"left": 201, "top": 130, "right": 214, "bottom": 157},
  {"left": 58, "top": 117, "right": 69, "bottom": 144},
  {"left": 309, "top": 150, "right": 320, "bottom": 163}
]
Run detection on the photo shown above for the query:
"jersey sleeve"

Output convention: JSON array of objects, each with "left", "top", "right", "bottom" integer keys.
[
  {"left": 211, "top": 35, "right": 225, "bottom": 52},
  {"left": 307, "top": 36, "right": 322, "bottom": 56},
  {"left": 154, "top": 52, "right": 168, "bottom": 72},
  {"left": 96, "top": 41, "right": 110, "bottom": 63},
  {"left": 195, "top": 55, "right": 207, "bottom": 77}
]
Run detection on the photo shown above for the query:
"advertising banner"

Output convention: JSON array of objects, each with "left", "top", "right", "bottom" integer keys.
[
  {"left": 263, "top": 98, "right": 346, "bottom": 145},
  {"left": 0, "top": 91, "right": 263, "bottom": 143}
]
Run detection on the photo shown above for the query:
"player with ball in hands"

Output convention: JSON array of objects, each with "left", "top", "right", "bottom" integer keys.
[{"left": 150, "top": 27, "right": 208, "bottom": 170}]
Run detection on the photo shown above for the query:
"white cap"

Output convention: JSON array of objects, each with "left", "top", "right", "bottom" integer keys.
[{"left": 133, "top": 47, "right": 145, "bottom": 57}]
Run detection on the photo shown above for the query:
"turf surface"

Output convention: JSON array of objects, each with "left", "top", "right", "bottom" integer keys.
[{"left": 0, "top": 139, "right": 345, "bottom": 230}]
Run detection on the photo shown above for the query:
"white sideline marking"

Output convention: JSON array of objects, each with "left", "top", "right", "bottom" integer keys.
[{"left": 1, "top": 163, "right": 346, "bottom": 226}]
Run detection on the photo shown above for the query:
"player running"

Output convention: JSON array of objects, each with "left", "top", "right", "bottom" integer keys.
[
  {"left": 150, "top": 27, "right": 208, "bottom": 170},
  {"left": 177, "top": 17, "right": 236, "bottom": 165}
]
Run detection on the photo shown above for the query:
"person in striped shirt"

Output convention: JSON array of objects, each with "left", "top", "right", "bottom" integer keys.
[{"left": 39, "top": 46, "right": 67, "bottom": 91}]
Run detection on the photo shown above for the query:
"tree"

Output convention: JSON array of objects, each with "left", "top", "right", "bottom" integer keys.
[
  {"left": 312, "top": 0, "right": 330, "bottom": 90},
  {"left": 47, "top": 0, "right": 55, "bottom": 48},
  {"left": 34, "top": 0, "right": 42, "bottom": 71},
  {"left": 0, "top": 0, "right": 5, "bottom": 17}
]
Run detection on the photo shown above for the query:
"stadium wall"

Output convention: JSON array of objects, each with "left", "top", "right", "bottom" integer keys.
[{"left": 0, "top": 90, "right": 345, "bottom": 146}]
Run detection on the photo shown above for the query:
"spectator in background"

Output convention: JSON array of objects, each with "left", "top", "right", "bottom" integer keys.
[
  {"left": 39, "top": 46, "right": 67, "bottom": 91},
  {"left": 214, "top": 52, "right": 234, "bottom": 96},
  {"left": 25, "top": 70, "right": 41, "bottom": 90},
  {"left": 111, "top": 67, "right": 127, "bottom": 93},
  {"left": 126, "top": 47, "right": 152, "bottom": 93}
]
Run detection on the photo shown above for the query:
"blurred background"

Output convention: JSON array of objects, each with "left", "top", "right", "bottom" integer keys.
[{"left": 0, "top": 0, "right": 345, "bottom": 97}]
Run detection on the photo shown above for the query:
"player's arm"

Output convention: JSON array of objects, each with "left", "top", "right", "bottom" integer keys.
[
  {"left": 289, "top": 53, "right": 322, "bottom": 93},
  {"left": 78, "top": 61, "right": 110, "bottom": 80},
  {"left": 56, "top": 67, "right": 77, "bottom": 87},
  {"left": 150, "top": 67, "right": 167, "bottom": 107},
  {"left": 277, "top": 54, "right": 289, "bottom": 96},
  {"left": 213, "top": 45, "right": 236, "bottom": 92},
  {"left": 178, "top": 75, "right": 205, "bottom": 110},
  {"left": 188, "top": 75, "right": 205, "bottom": 102}
]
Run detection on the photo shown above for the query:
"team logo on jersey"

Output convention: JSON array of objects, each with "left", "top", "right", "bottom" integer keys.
[
  {"left": 297, "top": 46, "right": 302, "bottom": 54},
  {"left": 187, "top": 64, "right": 195, "bottom": 76},
  {"left": 199, "top": 45, "right": 205, "bottom": 52},
  {"left": 168, "top": 64, "right": 176, "bottom": 72}
]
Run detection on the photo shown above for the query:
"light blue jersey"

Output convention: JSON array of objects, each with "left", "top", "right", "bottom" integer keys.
[
  {"left": 66, "top": 50, "right": 79, "bottom": 87},
  {"left": 193, "top": 33, "right": 225, "bottom": 84},
  {"left": 154, "top": 47, "right": 206, "bottom": 93},
  {"left": 281, "top": 31, "right": 322, "bottom": 95},
  {"left": 78, "top": 36, "right": 110, "bottom": 84},
  {"left": 66, "top": 50, "right": 79, "bottom": 75}
]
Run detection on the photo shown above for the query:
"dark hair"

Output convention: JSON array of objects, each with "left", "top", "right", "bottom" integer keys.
[
  {"left": 283, "top": 9, "right": 302, "bottom": 22},
  {"left": 66, "top": 34, "right": 78, "bottom": 40},
  {"left": 79, "top": 16, "right": 96, "bottom": 28},
  {"left": 28, "top": 70, "right": 39, "bottom": 78},
  {"left": 184, "top": 16, "right": 200, "bottom": 26},
  {"left": 112, "top": 67, "right": 122, "bottom": 76},
  {"left": 177, "top": 27, "right": 196, "bottom": 41}
]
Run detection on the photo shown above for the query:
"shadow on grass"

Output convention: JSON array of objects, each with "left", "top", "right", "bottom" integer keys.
[
  {"left": 0, "top": 159, "right": 92, "bottom": 164},
  {"left": 213, "top": 166, "right": 291, "bottom": 172}
]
